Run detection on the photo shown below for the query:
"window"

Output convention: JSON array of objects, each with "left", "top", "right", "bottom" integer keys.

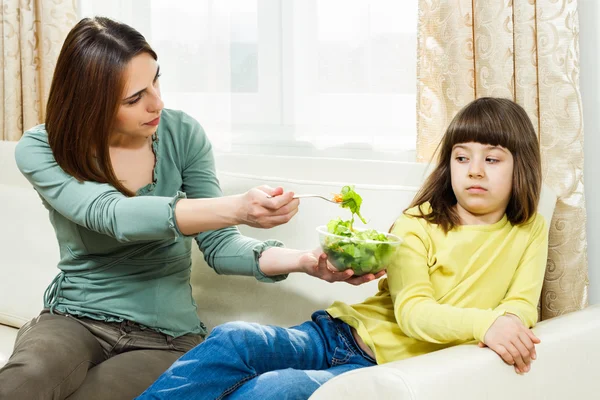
[{"left": 78, "top": 0, "right": 418, "bottom": 161}]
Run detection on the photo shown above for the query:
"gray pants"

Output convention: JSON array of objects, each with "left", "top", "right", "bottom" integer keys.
[{"left": 0, "top": 310, "right": 203, "bottom": 400}]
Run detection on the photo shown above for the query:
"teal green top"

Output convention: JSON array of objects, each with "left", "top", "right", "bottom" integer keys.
[{"left": 14, "top": 109, "right": 286, "bottom": 337}]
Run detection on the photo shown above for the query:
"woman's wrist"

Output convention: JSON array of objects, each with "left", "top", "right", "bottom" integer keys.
[{"left": 258, "top": 247, "right": 316, "bottom": 276}]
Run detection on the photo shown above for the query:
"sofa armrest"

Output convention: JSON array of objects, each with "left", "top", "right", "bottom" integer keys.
[{"left": 310, "top": 305, "right": 600, "bottom": 400}]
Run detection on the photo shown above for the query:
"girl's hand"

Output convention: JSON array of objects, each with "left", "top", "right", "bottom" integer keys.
[
  {"left": 480, "top": 314, "right": 540, "bottom": 374},
  {"left": 300, "top": 250, "right": 386, "bottom": 285},
  {"left": 237, "top": 185, "right": 299, "bottom": 228}
]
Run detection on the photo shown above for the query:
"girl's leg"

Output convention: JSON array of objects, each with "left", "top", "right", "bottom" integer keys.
[
  {"left": 0, "top": 311, "right": 105, "bottom": 400},
  {"left": 227, "top": 364, "right": 367, "bottom": 400},
  {"left": 137, "top": 311, "right": 371, "bottom": 400}
]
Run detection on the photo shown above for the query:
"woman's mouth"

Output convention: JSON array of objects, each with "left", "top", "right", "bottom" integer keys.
[{"left": 145, "top": 116, "right": 160, "bottom": 126}]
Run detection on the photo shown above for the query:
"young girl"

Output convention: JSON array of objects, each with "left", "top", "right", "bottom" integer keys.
[
  {"left": 137, "top": 97, "right": 549, "bottom": 400},
  {"left": 0, "top": 17, "right": 381, "bottom": 400}
]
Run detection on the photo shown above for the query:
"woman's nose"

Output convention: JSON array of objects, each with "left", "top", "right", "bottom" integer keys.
[{"left": 147, "top": 87, "right": 164, "bottom": 113}]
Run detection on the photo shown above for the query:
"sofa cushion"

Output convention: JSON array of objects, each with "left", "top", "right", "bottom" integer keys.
[
  {"left": 0, "top": 184, "right": 60, "bottom": 329},
  {"left": 0, "top": 324, "right": 18, "bottom": 368}
]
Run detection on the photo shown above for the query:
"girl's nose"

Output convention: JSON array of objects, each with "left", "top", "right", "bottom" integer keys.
[{"left": 468, "top": 161, "right": 484, "bottom": 178}]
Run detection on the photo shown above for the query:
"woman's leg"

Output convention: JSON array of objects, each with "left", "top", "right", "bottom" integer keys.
[
  {"left": 66, "top": 349, "right": 184, "bottom": 400},
  {"left": 65, "top": 320, "right": 203, "bottom": 400},
  {"left": 136, "top": 311, "right": 375, "bottom": 400},
  {"left": 0, "top": 311, "right": 105, "bottom": 400}
]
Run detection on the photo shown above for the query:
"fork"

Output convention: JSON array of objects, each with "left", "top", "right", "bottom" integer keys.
[{"left": 267, "top": 194, "right": 345, "bottom": 204}]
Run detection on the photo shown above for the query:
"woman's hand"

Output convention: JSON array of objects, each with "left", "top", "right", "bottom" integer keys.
[
  {"left": 480, "top": 314, "right": 540, "bottom": 374},
  {"left": 236, "top": 186, "right": 299, "bottom": 228},
  {"left": 258, "top": 247, "right": 385, "bottom": 284},
  {"left": 299, "top": 249, "right": 386, "bottom": 285}
]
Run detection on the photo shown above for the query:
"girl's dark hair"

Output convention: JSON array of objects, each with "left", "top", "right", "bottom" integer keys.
[
  {"left": 407, "top": 97, "right": 542, "bottom": 232},
  {"left": 45, "top": 17, "right": 157, "bottom": 196}
]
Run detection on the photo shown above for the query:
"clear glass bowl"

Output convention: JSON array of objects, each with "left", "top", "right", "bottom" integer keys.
[{"left": 316, "top": 225, "right": 402, "bottom": 275}]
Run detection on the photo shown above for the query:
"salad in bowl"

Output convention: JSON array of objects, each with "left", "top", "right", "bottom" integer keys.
[{"left": 318, "top": 186, "right": 401, "bottom": 275}]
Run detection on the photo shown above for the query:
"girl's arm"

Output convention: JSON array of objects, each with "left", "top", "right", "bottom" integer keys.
[
  {"left": 387, "top": 215, "right": 505, "bottom": 345},
  {"left": 479, "top": 215, "right": 547, "bottom": 374},
  {"left": 493, "top": 215, "right": 549, "bottom": 327}
]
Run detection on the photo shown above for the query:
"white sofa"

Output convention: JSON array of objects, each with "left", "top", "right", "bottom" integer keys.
[{"left": 1, "top": 139, "right": 599, "bottom": 399}]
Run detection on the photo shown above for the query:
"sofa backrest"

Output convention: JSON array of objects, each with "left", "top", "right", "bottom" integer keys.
[{"left": 0, "top": 140, "right": 557, "bottom": 332}]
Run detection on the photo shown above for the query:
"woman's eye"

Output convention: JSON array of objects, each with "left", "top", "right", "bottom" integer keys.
[
  {"left": 486, "top": 158, "right": 499, "bottom": 163},
  {"left": 127, "top": 96, "right": 142, "bottom": 105},
  {"left": 456, "top": 156, "right": 468, "bottom": 162}
]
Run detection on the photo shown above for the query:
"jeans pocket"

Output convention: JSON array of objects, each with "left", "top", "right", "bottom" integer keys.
[
  {"left": 331, "top": 346, "right": 352, "bottom": 366},
  {"left": 170, "top": 333, "right": 204, "bottom": 353}
]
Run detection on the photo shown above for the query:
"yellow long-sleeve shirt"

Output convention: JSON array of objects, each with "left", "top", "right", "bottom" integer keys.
[{"left": 326, "top": 203, "right": 548, "bottom": 364}]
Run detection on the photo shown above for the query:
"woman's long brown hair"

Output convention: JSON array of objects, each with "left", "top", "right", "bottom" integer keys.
[
  {"left": 45, "top": 17, "right": 157, "bottom": 196},
  {"left": 407, "top": 97, "right": 542, "bottom": 233}
]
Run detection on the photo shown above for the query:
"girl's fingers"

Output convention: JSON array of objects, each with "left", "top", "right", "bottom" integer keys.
[
  {"left": 526, "top": 329, "right": 541, "bottom": 344},
  {"left": 512, "top": 338, "right": 531, "bottom": 368},
  {"left": 494, "top": 344, "right": 515, "bottom": 366},
  {"left": 506, "top": 342, "right": 527, "bottom": 373}
]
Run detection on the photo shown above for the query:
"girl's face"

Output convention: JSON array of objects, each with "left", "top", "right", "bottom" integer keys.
[
  {"left": 450, "top": 142, "right": 514, "bottom": 224},
  {"left": 112, "top": 52, "right": 164, "bottom": 143}
]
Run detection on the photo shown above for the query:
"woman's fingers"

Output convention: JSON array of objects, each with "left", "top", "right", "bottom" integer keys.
[
  {"left": 257, "top": 185, "right": 282, "bottom": 197},
  {"left": 344, "top": 273, "right": 377, "bottom": 286}
]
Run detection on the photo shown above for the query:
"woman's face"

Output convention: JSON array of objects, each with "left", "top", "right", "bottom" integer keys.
[{"left": 113, "top": 52, "right": 164, "bottom": 141}]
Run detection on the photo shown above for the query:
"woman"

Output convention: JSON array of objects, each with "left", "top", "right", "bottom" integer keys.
[{"left": 0, "top": 17, "right": 381, "bottom": 400}]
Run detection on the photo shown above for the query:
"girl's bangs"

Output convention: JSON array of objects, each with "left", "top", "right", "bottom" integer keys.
[{"left": 447, "top": 105, "right": 517, "bottom": 152}]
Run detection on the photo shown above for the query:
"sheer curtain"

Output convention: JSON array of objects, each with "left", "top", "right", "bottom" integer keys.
[{"left": 78, "top": 0, "right": 418, "bottom": 160}]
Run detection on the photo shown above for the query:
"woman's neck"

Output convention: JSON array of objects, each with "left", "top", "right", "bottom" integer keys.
[{"left": 109, "top": 132, "right": 152, "bottom": 149}]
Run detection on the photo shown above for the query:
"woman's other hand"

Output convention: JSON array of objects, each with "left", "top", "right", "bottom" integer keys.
[
  {"left": 237, "top": 185, "right": 300, "bottom": 228},
  {"left": 300, "top": 250, "right": 386, "bottom": 286}
]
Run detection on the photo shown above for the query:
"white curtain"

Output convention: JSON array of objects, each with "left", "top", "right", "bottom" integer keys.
[{"left": 78, "top": 0, "right": 418, "bottom": 159}]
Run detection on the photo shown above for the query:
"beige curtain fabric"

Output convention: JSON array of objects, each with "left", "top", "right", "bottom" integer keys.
[
  {"left": 0, "top": 0, "right": 77, "bottom": 141},
  {"left": 417, "top": 0, "right": 588, "bottom": 319}
]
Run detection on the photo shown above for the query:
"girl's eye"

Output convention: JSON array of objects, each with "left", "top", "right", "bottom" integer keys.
[
  {"left": 153, "top": 73, "right": 162, "bottom": 85},
  {"left": 456, "top": 156, "right": 468, "bottom": 162},
  {"left": 486, "top": 158, "right": 499, "bottom": 163}
]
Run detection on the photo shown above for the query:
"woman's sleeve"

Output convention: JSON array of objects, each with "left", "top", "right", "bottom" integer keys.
[
  {"left": 15, "top": 128, "right": 185, "bottom": 243},
  {"left": 178, "top": 114, "right": 287, "bottom": 283},
  {"left": 494, "top": 215, "right": 548, "bottom": 327},
  {"left": 387, "top": 215, "right": 504, "bottom": 344}
]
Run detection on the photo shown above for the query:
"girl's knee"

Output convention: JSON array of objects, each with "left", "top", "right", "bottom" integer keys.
[{"left": 210, "top": 321, "right": 263, "bottom": 339}]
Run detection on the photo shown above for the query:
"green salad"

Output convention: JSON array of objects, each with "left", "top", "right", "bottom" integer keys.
[{"left": 320, "top": 186, "right": 400, "bottom": 275}]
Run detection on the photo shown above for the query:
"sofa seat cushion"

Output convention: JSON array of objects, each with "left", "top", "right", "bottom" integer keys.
[
  {"left": 0, "top": 324, "right": 18, "bottom": 368},
  {"left": 0, "top": 184, "right": 60, "bottom": 329}
]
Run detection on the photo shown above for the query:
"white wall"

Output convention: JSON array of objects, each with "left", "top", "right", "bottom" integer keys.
[{"left": 579, "top": 0, "right": 599, "bottom": 305}]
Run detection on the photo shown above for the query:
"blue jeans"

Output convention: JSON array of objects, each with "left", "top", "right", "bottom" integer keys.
[{"left": 136, "top": 310, "right": 376, "bottom": 400}]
